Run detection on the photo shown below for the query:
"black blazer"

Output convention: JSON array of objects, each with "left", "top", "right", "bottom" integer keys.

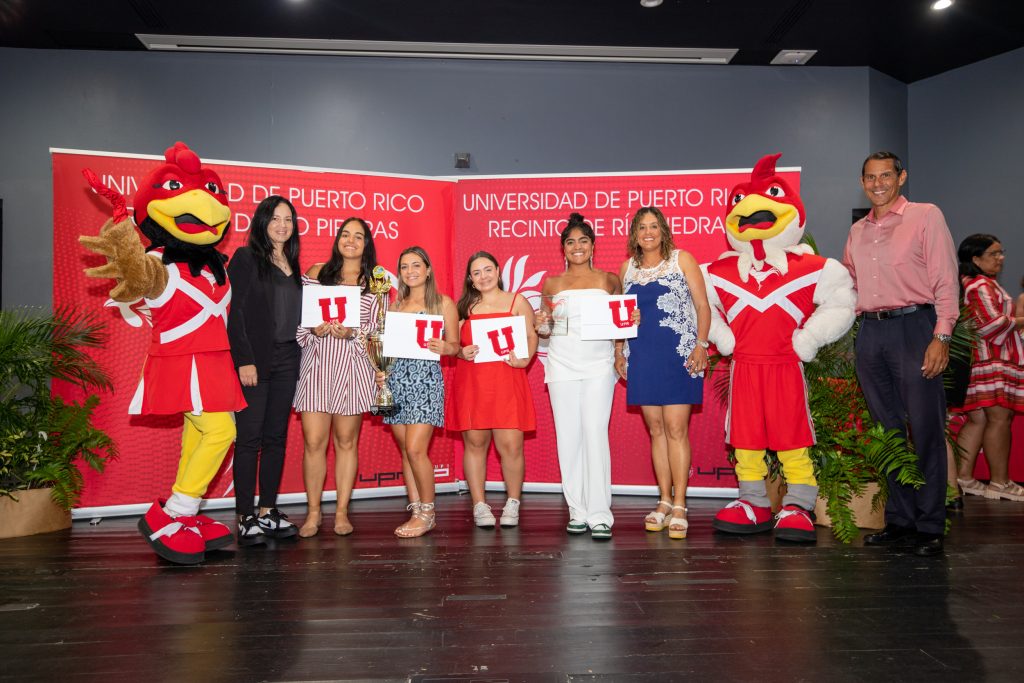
[{"left": 227, "top": 247, "right": 298, "bottom": 374}]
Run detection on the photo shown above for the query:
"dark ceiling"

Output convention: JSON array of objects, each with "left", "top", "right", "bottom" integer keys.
[{"left": 2, "top": 0, "right": 1023, "bottom": 83}]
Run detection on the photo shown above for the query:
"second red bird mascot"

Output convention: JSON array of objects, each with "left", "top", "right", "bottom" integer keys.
[{"left": 703, "top": 153, "right": 856, "bottom": 542}]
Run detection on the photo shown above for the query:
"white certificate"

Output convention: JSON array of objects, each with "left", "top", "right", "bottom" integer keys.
[
  {"left": 580, "top": 294, "right": 639, "bottom": 340},
  {"left": 300, "top": 284, "right": 361, "bottom": 328},
  {"left": 469, "top": 315, "right": 529, "bottom": 363},
  {"left": 382, "top": 311, "right": 444, "bottom": 361}
]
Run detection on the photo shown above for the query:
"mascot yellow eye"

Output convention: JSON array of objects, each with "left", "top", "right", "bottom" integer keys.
[
  {"left": 160, "top": 179, "right": 182, "bottom": 191},
  {"left": 767, "top": 184, "right": 786, "bottom": 198},
  {"left": 205, "top": 181, "right": 222, "bottom": 194},
  {"left": 731, "top": 193, "right": 745, "bottom": 205}
]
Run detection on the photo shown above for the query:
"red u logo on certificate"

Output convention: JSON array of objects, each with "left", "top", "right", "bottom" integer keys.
[
  {"left": 317, "top": 297, "right": 347, "bottom": 322},
  {"left": 487, "top": 326, "right": 515, "bottom": 355},
  {"left": 608, "top": 299, "right": 636, "bottom": 328},
  {"left": 414, "top": 319, "right": 444, "bottom": 349}
]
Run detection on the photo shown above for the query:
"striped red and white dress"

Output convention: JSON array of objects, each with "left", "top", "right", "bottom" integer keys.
[
  {"left": 293, "top": 276, "right": 379, "bottom": 416},
  {"left": 961, "top": 275, "right": 1024, "bottom": 413}
]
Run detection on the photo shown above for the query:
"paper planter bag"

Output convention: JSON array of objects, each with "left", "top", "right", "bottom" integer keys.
[
  {"left": 470, "top": 315, "right": 529, "bottom": 363},
  {"left": 580, "top": 294, "right": 639, "bottom": 340},
  {"left": 382, "top": 311, "right": 445, "bottom": 361},
  {"left": 300, "top": 284, "right": 361, "bottom": 328}
]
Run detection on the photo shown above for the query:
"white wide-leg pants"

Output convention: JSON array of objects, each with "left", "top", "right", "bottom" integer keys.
[{"left": 547, "top": 373, "right": 616, "bottom": 528}]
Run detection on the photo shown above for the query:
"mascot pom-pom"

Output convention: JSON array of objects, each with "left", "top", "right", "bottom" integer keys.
[
  {"left": 81, "top": 142, "right": 246, "bottom": 564},
  {"left": 702, "top": 153, "right": 856, "bottom": 542}
]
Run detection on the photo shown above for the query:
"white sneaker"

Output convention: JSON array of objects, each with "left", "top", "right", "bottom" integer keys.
[
  {"left": 473, "top": 502, "right": 496, "bottom": 528},
  {"left": 257, "top": 508, "right": 298, "bottom": 538},
  {"left": 500, "top": 498, "right": 520, "bottom": 528}
]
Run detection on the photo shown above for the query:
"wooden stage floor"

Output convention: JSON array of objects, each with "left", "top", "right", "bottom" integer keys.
[{"left": 2, "top": 492, "right": 1023, "bottom": 682}]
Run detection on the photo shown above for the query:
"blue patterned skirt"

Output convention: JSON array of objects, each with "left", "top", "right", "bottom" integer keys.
[{"left": 384, "top": 357, "right": 445, "bottom": 427}]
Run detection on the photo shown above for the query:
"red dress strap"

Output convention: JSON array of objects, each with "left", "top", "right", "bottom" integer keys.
[{"left": 507, "top": 292, "right": 519, "bottom": 313}]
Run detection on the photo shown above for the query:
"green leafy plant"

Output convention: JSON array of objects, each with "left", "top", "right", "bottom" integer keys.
[{"left": 0, "top": 307, "right": 117, "bottom": 509}]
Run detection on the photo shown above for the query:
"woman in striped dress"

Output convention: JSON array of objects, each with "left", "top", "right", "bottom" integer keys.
[
  {"left": 954, "top": 234, "right": 1024, "bottom": 502},
  {"left": 294, "top": 217, "right": 380, "bottom": 536}
]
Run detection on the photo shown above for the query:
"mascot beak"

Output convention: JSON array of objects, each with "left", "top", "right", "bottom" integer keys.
[
  {"left": 146, "top": 190, "right": 232, "bottom": 245},
  {"left": 725, "top": 194, "right": 799, "bottom": 244}
]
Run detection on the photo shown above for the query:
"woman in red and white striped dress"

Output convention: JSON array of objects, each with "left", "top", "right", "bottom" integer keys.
[
  {"left": 954, "top": 234, "right": 1024, "bottom": 502},
  {"left": 294, "top": 217, "right": 380, "bottom": 536}
]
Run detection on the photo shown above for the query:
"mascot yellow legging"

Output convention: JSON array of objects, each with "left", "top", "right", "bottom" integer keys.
[
  {"left": 172, "top": 412, "right": 237, "bottom": 499},
  {"left": 734, "top": 447, "right": 817, "bottom": 491}
]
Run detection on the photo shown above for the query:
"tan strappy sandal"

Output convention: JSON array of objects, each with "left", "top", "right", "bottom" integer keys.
[
  {"left": 395, "top": 502, "right": 436, "bottom": 538},
  {"left": 668, "top": 506, "right": 689, "bottom": 540},
  {"left": 645, "top": 500, "right": 673, "bottom": 532}
]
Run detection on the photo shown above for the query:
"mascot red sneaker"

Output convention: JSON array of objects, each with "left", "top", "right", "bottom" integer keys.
[
  {"left": 80, "top": 142, "right": 245, "bottom": 564},
  {"left": 704, "top": 153, "right": 856, "bottom": 543}
]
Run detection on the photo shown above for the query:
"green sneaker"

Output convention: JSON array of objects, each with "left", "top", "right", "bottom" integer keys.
[
  {"left": 566, "top": 520, "right": 588, "bottom": 534},
  {"left": 590, "top": 523, "right": 612, "bottom": 540}
]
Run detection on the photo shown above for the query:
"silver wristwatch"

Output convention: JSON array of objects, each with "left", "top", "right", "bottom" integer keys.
[
  {"left": 696, "top": 339, "right": 710, "bottom": 349},
  {"left": 933, "top": 333, "right": 952, "bottom": 344}
]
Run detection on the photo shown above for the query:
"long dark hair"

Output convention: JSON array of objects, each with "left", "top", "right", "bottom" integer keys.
[
  {"left": 248, "top": 196, "right": 301, "bottom": 284},
  {"left": 957, "top": 233, "right": 1000, "bottom": 280},
  {"left": 318, "top": 217, "right": 376, "bottom": 293},
  {"left": 456, "top": 251, "right": 503, "bottom": 320}
]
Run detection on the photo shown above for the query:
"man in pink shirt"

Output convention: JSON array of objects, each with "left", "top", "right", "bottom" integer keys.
[{"left": 842, "top": 151, "right": 958, "bottom": 557}]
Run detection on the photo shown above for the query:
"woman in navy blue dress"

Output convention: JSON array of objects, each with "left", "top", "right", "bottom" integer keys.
[{"left": 616, "top": 207, "right": 711, "bottom": 539}]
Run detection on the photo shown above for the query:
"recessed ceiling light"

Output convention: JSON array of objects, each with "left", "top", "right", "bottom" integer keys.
[
  {"left": 931, "top": 0, "right": 954, "bottom": 10},
  {"left": 770, "top": 49, "right": 817, "bottom": 65},
  {"left": 640, "top": 0, "right": 663, "bottom": 7}
]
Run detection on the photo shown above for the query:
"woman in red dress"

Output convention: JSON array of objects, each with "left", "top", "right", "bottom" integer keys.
[
  {"left": 954, "top": 234, "right": 1024, "bottom": 501},
  {"left": 447, "top": 251, "right": 538, "bottom": 528}
]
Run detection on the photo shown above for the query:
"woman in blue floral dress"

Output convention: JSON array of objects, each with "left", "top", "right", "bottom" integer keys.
[
  {"left": 377, "top": 246, "right": 460, "bottom": 537},
  {"left": 616, "top": 207, "right": 711, "bottom": 539}
]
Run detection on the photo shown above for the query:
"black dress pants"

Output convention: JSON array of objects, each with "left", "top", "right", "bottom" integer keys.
[
  {"left": 232, "top": 341, "right": 300, "bottom": 516},
  {"left": 855, "top": 308, "right": 947, "bottom": 535}
]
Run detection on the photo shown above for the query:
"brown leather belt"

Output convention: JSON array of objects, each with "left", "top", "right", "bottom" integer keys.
[{"left": 861, "top": 303, "right": 933, "bottom": 320}]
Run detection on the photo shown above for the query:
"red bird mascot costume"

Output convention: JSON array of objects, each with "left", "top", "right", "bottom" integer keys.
[
  {"left": 80, "top": 142, "right": 246, "bottom": 564},
  {"left": 704, "top": 153, "right": 856, "bottom": 542}
]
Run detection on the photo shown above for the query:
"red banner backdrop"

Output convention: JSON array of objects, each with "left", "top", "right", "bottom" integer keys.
[
  {"left": 452, "top": 169, "right": 800, "bottom": 492},
  {"left": 53, "top": 150, "right": 456, "bottom": 510},
  {"left": 53, "top": 150, "right": 802, "bottom": 512}
]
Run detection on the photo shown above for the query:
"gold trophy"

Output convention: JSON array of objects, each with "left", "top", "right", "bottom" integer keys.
[{"left": 364, "top": 265, "right": 398, "bottom": 416}]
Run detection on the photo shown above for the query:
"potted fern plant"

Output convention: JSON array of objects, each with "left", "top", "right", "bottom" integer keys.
[{"left": 0, "top": 307, "right": 116, "bottom": 538}]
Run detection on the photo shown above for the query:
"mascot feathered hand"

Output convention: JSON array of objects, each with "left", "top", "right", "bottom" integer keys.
[
  {"left": 702, "top": 153, "right": 856, "bottom": 543},
  {"left": 81, "top": 142, "right": 246, "bottom": 565}
]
